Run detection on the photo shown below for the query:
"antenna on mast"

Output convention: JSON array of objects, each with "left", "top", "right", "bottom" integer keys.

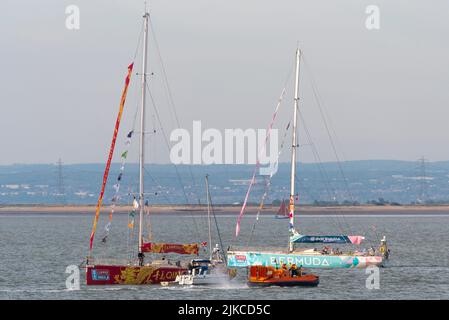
[{"left": 144, "top": 1, "right": 150, "bottom": 15}]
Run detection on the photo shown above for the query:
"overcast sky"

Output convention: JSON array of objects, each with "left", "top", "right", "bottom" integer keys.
[{"left": 1, "top": 0, "right": 448, "bottom": 165}]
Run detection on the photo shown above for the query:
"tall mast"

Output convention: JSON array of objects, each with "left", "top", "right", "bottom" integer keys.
[
  {"left": 206, "top": 174, "right": 227, "bottom": 264},
  {"left": 205, "top": 175, "right": 213, "bottom": 260},
  {"left": 289, "top": 48, "right": 301, "bottom": 252},
  {"left": 138, "top": 11, "right": 149, "bottom": 256}
]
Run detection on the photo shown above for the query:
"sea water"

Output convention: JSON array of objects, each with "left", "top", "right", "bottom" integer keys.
[{"left": 1, "top": 211, "right": 449, "bottom": 299}]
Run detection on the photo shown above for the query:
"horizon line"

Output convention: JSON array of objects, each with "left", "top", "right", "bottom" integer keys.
[{"left": 1, "top": 159, "right": 448, "bottom": 166}]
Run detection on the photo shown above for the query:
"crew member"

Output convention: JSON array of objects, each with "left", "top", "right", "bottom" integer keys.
[
  {"left": 290, "top": 264, "right": 298, "bottom": 277},
  {"left": 138, "top": 252, "right": 145, "bottom": 266},
  {"left": 281, "top": 263, "right": 288, "bottom": 276}
]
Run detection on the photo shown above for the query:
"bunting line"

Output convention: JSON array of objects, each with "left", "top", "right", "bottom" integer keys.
[
  {"left": 101, "top": 130, "right": 134, "bottom": 243},
  {"left": 89, "top": 62, "right": 134, "bottom": 252},
  {"left": 235, "top": 87, "right": 286, "bottom": 238}
]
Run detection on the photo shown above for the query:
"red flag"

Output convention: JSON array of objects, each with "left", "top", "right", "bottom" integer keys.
[{"left": 89, "top": 63, "right": 134, "bottom": 252}]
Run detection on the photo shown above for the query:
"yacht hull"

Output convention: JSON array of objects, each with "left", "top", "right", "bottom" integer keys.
[
  {"left": 86, "top": 264, "right": 187, "bottom": 285},
  {"left": 227, "top": 250, "right": 383, "bottom": 269},
  {"left": 175, "top": 273, "right": 229, "bottom": 286}
]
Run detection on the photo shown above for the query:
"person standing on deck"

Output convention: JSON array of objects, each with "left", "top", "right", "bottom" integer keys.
[
  {"left": 290, "top": 264, "right": 298, "bottom": 277},
  {"left": 281, "top": 263, "right": 288, "bottom": 276}
]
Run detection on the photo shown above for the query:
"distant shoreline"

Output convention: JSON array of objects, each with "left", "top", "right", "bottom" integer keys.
[{"left": 1, "top": 204, "right": 448, "bottom": 215}]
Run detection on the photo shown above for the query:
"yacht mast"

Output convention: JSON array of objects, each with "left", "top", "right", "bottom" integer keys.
[
  {"left": 205, "top": 175, "right": 213, "bottom": 260},
  {"left": 289, "top": 48, "right": 301, "bottom": 252},
  {"left": 138, "top": 11, "right": 149, "bottom": 258}
]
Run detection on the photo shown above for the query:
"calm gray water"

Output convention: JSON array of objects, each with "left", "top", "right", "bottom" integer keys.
[{"left": 1, "top": 211, "right": 449, "bottom": 299}]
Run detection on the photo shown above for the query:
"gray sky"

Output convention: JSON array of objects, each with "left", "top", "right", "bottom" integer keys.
[{"left": 1, "top": 0, "right": 448, "bottom": 165}]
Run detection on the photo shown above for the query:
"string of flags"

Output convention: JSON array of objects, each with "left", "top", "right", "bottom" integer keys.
[
  {"left": 127, "top": 195, "right": 139, "bottom": 229},
  {"left": 235, "top": 87, "right": 287, "bottom": 238},
  {"left": 89, "top": 62, "right": 134, "bottom": 252},
  {"left": 101, "top": 130, "right": 134, "bottom": 243},
  {"left": 101, "top": 115, "right": 158, "bottom": 242},
  {"left": 258, "top": 120, "right": 291, "bottom": 213},
  {"left": 247, "top": 121, "right": 291, "bottom": 244}
]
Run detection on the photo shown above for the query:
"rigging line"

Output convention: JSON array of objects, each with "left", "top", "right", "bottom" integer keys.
[
  {"left": 293, "top": 173, "right": 319, "bottom": 208},
  {"left": 298, "top": 110, "right": 352, "bottom": 234},
  {"left": 100, "top": 72, "right": 141, "bottom": 245},
  {"left": 143, "top": 165, "right": 172, "bottom": 204},
  {"left": 127, "top": 201, "right": 136, "bottom": 262},
  {"left": 247, "top": 177, "right": 271, "bottom": 247},
  {"left": 125, "top": 190, "right": 135, "bottom": 261},
  {"left": 130, "top": 86, "right": 140, "bottom": 133},
  {"left": 145, "top": 82, "right": 203, "bottom": 238},
  {"left": 295, "top": 165, "right": 345, "bottom": 233},
  {"left": 234, "top": 87, "right": 287, "bottom": 241},
  {"left": 294, "top": 143, "right": 323, "bottom": 204},
  {"left": 298, "top": 59, "right": 352, "bottom": 206},
  {"left": 302, "top": 57, "right": 377, "bottom": 244},
  {"left": 148, "top": 15, "right": 199, "bottom": 204},
  {"left": 370, "top": 225, "right": 381, "bottom": 244},
  {"left": 132, "top": 20, "right": 145, "bottom": 63},
  {"left": 206, "top": 177, "right": 227, "bottom": 264},
  {"left": 145, "top": 82, "right": 190, "bottom": 204},
  {"left": 302, "top": 55, "right": 345, "bottom": 157},
  {"left": 126, "top": 212, "right": 131, "bottom": 260},
  {"left": 247, "top": 120, "right": 291, "bottom": 247},
  {"left": 301, "top": 128, "right": 351, "bottom": 235},
  {"left": 302, "top": 55, "right": 354, "bottom": 203},
  {"left": 233, "top": 65, "right": 295, "bottom": 243},
  {"left": 148, "top": 15, "right": 181, "bottom": 130},
  {"left": 115, "top": 58, "right": 141, "bottom": 218},
  {"left": 145, "top": 204, "right": 152, "bottom": 242},
  {"left": 292, "top": 170, "right": 347, "bottom": 235}
]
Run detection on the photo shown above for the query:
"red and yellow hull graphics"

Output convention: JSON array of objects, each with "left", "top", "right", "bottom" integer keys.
[{"left": 86, "top": 264, "right": 187, "bottom": 285}]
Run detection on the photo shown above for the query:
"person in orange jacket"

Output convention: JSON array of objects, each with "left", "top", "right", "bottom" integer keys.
[{"left": 281, "top": 263, "right": 289, "bottom": 276}]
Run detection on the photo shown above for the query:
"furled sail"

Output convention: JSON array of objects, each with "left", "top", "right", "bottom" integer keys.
[
  {"left": 290, "top": 234, "right": 365, "bottom": 244},
  {"left": 141, "top": 242, "right": 199, "bottom": 255}
]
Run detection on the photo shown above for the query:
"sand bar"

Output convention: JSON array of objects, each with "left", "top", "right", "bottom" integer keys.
[{"left": 1, "top": 204, "right": 449, "bottom": 215}]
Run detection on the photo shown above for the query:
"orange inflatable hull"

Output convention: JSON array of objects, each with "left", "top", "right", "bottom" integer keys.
[
  {"left": 247, "top": 265, "right": 319, "bottom": 287},
  {"left": 248, "top": 274, "right": 319, "bottom": 287}
]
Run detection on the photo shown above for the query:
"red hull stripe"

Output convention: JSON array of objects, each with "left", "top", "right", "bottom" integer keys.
[{"left": 86, "top": 265, "right": 186, "bottom": 285}]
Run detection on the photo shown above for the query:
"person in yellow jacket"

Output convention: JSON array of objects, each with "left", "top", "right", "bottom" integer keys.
[{"left": 290, "top": 263, "right": 298, "bottom": 277}]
